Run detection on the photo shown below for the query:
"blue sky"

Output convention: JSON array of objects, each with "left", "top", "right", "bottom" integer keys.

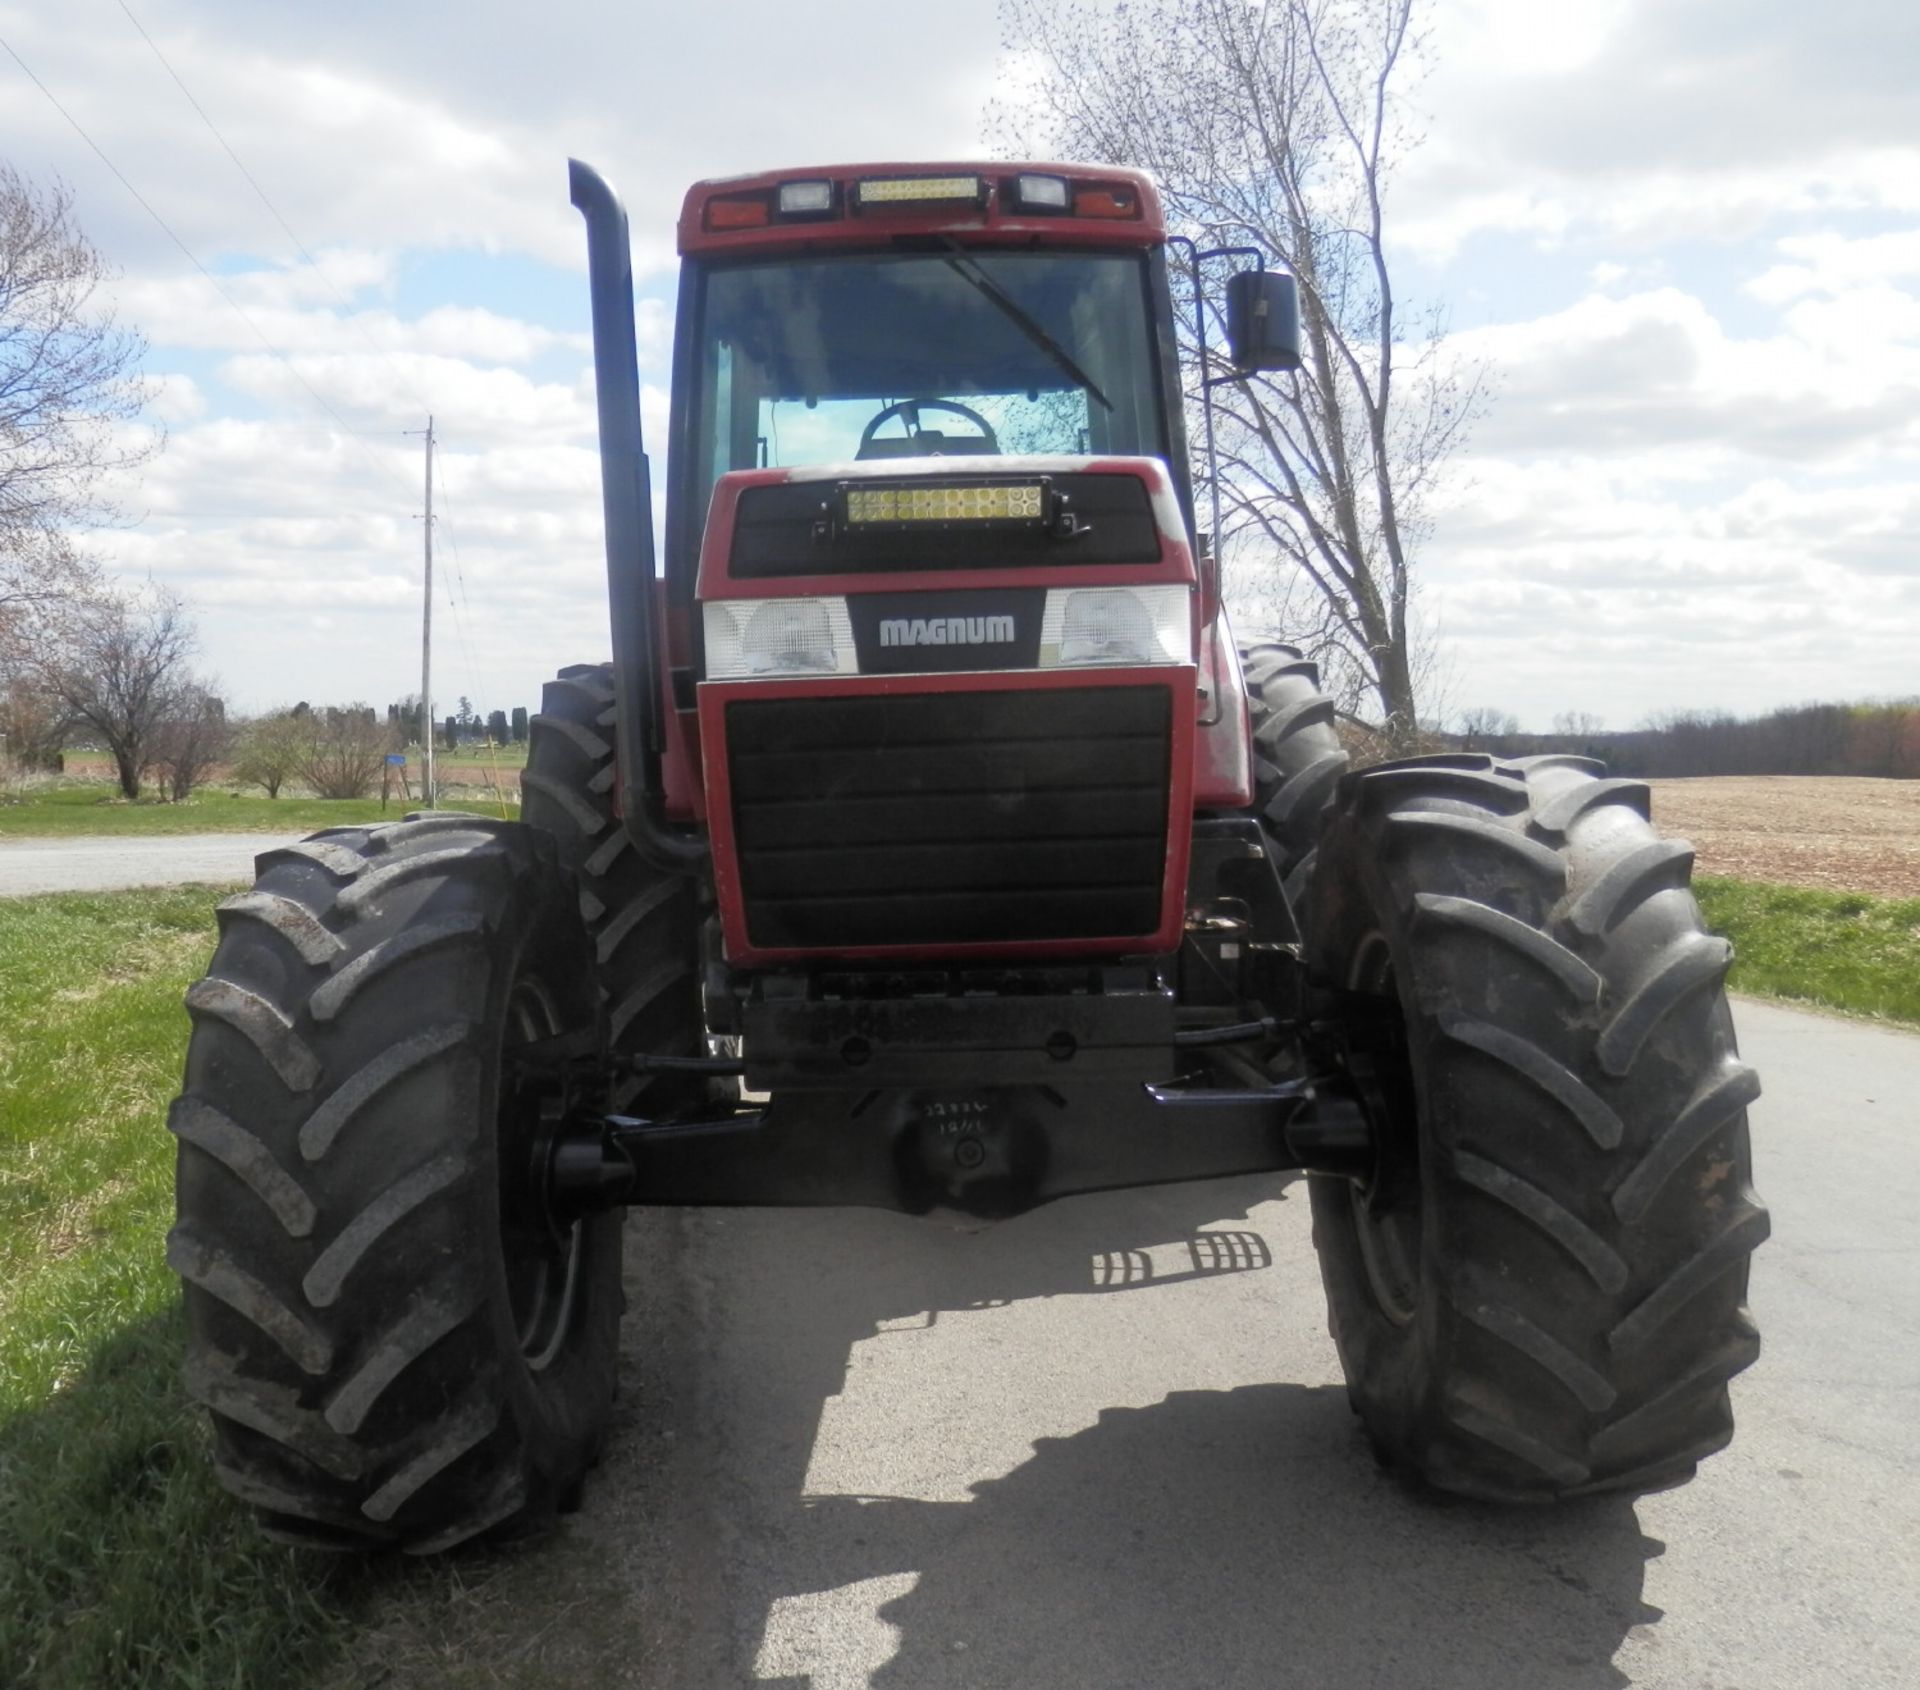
[{"left": 3, "top": 0, "right": 1916, "bottom": 729}]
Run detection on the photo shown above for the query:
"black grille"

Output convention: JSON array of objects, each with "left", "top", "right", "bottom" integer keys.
[{"left": 726, "top": 686, "right": 1172, "bottom": 950}]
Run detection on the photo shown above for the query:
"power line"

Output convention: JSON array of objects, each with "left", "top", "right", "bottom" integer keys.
[
  {"left": 112, "top": 2, "right": 502, "bottom": 703},
  {"left": 1, "top": 31, "right": 421, "bottom": 508},
  {"left": 6, "top": 28, "right": 509, "bottom": 736},
  {"left": 112, "top": 0, "right": 436, "bottom": 419}
]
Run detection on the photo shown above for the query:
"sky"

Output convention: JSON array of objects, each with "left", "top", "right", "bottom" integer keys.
[{"left": 3, "top": 0, "right": 1916, "bottom": 732}]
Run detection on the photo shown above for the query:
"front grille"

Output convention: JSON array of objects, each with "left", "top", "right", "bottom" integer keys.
[{"left": 725, "top": 686, "right": 1171, "bottom": 950}]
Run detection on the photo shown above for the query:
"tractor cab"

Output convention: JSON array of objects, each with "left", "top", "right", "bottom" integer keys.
[{"left": 664, "top": 165, "right": 1189, "bottom": 591}]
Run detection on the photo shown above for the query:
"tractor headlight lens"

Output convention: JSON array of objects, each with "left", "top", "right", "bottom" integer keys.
[
  {"left": 1039, "top": 586, "right": 1190, "bottom": 668},
  {"left": 703, "top": 597, "right": 859, "bottom": 680}
]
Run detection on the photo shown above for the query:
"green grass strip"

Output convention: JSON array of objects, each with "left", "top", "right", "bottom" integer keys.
[
  {"left": 0, "top": 784, "right": 515, "bottom": 838},
  {"left": 1697, "top": 875, "right": 1920, "bottom": 1028},
  {"left": 0, "top": 888, "right": 432, "bottom": 1689}
]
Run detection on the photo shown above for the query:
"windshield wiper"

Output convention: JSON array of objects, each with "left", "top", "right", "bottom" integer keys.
[{"left": 939, "top": 239, "right": 1114, "bottom": 414}]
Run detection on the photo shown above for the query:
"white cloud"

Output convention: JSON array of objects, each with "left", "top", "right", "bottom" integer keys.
[
  {"left": 1747, "top": 228, "right": 1920, "bottom": 304},
  {"left": 1399, "top": 1, "right": 1920, "bottom": 258},
  {"left": 1449, "top": 283, "right": 1920, "bottom": 463}
]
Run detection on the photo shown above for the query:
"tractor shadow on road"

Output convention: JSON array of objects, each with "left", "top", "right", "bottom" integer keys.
[
  {"left": 782, "top": 1392, "right": 1657, "bottom": 1690},
  {"left": 614, "top": 1173, "right": 1662, "bottom": 1690}
]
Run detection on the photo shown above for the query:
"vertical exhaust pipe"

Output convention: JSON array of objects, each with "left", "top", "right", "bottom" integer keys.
[{"left": 568, "top": 158, "right": 706, "bottom": 872}]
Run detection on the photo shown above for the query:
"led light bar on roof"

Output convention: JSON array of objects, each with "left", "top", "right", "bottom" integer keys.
[
  {"left": 845, "top": 482, "right": 1045, "bottom": 526},
  {"left": 856, "top": 174, "right": 984, "bottom": 206}
]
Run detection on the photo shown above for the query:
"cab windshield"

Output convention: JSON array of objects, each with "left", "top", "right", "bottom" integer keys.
[{"left": 690, "top": 249, "right": 1169, "bottom": 506}]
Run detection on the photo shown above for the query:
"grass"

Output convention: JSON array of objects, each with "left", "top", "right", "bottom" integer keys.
[
  {"left": 0, "top": 887, "right": 462, "bottom": 1688},
  {"left": 1697, "top": 875, "right": 1920, "bottom": 1028},
  {"left": 0, "top": 782, "right": 516, "bottom": 838}
]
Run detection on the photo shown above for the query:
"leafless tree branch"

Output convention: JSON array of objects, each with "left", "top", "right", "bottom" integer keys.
[{"left": 989, "top": 0, "right": 1489, "bottom": 746}]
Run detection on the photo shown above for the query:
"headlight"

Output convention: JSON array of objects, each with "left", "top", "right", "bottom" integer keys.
[
  {"left": 703, "top": 597, "right": 859, "bottom": 679},
  {"left": 703, "top": 586, "right": 1189, "bottom": 677},
  {"left": 1039, "top": 586, "right": 1189, "bottom": 668}
]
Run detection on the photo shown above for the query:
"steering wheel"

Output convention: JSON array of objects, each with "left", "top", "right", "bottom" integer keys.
[{"left": 857, "top": 397, "right": 1000, "bottom": 455}]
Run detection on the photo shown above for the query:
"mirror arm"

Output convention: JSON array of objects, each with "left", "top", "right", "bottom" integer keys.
[{"left": 1170, "top": 239, "right": 1267, "bottom": 606}]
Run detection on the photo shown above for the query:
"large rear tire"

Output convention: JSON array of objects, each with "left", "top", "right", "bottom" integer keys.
[
  {"left": 520, "top": 664, "right": 705, "bottom": 1112},
  {"left": 1307, "top": 754, "right": 1767, "bottom": 1499},
  {"left": 171, "top": 817, "right": 617, "bottom": 1551}
]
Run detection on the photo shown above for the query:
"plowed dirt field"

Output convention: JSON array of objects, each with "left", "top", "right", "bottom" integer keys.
[{"left": 1647, "top": 776, "right": 1920, "bottom": 899}]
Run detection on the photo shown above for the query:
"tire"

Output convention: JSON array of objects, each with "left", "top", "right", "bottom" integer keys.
[
  {"left": 519, "top": 664, "right": 705, "bottom": 1113},
  {"left": 1306, "top": 753, "right": 1768, "bottom": 1500},
  {"left": 1239, "top": 641, "right": 1349, "bottom": 909},
  {"left": 170, "top": 817, "right": 618, "bottom": 1552}
]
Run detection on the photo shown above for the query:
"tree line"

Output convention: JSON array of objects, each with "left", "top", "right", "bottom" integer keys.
[
  {"left": 391, "top": 696, "right": 529, "bottom": 751},
  {"left": 1452, "top": 701, "right": 1920, "bottom": 780}
]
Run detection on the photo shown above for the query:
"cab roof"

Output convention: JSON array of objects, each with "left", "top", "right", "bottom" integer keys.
[{"left": 678, "top": 162, "right": 1166, "bottom": 257}]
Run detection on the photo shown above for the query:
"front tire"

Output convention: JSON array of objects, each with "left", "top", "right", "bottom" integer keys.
[
  {"left": 1307, "top": 754, "right": 1768, "bottom": 1499},
  {"left": 170, "top": 817, "right": 617, "bottom": 1551}
]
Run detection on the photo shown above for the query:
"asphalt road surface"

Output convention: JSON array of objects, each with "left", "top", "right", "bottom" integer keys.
[
  {"left": 331, "top": 995, "right": 1918, "bottom": 1688},
  {"left": 0, "top": 832, "right": 298, "bottom": 896}
]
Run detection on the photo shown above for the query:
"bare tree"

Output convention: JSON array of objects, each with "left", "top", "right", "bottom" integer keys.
[
  {"left": 230, "top": 708, "right": 311, "bottom": 799},
  {"left": 991, "top": 0, "right": 1486, "bottom": 745},
  {"left": 299, "top": 705, "right": 391, "bottom": 800},
  {"left": 0, "top": 167, "right": 155, "bottom": 546},
  {"left": 33, "top": 584, "right": 195, "bottom": 799},
  {"left": 2, "top": 168, "right": 154, "bottom": 680},
  {"left": 0, "top": 674, "right": 68, "bottom": 773},
  {"left": 0, "top": 531, "right": 104, "bottom": 637},
  {"left": 149, "top": 681, "right": 230, "bottom": 802},
  {"left": 1457, "top": 704, "right": 1519, "bottom": 746}
]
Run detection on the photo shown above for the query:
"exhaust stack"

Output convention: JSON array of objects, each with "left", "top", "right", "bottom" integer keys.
[{"left": 568, "top": 158, "right": 705, "bottom": 871}]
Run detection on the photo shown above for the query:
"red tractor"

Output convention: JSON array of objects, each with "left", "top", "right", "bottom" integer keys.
[{"left": 170, "top": 162, "right": 1766, "bottom": 1552}]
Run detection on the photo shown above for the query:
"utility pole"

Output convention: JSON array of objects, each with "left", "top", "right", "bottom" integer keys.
[{"left": 417, "top": 416, "right": 436, "bottom": 808}]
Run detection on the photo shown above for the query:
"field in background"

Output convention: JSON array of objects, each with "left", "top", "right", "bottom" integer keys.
[
  {"left": 61, "top": 742, "right": 529, "bottom": 790},
  {"left": 1648, "top": 775, "right": 1920, "bottom": 900},
  {"left": 0, "top": 783, "right": 519, "bottom": 837}
]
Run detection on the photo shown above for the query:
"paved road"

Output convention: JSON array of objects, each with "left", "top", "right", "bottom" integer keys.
[
  {"left": 0, "top": 832, "right": 300, "bottom": 896},
  {"left": 333, "top": 996, "right": 1917, "bottom": 1688}
]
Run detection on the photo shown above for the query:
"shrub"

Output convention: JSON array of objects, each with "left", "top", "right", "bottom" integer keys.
[
  {"left": 299, "top": 704, "right": 392, "bottom": 800},
  {"left": 229, "top": 709, "right": 309, "bottom": 799},
  {"left": 147, "top": 684, "right": 229, "bottom": 802}
]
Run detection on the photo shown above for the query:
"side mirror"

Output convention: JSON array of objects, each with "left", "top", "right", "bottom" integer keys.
[{"left": 1226, "top": 269, "right": 1302, "bottom": 373}]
